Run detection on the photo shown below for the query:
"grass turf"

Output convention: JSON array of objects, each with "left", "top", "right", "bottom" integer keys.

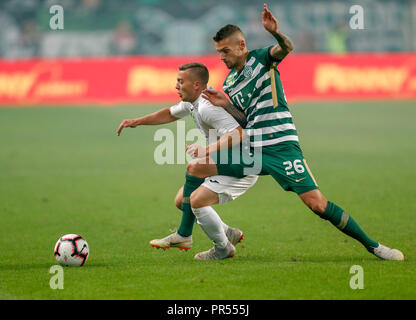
[{"left": 0, "top": 100, "right": 415, "bottom": 300}]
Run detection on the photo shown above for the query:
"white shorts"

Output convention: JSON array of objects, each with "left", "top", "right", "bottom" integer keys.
[{"left": 201, "top": 175, "right": 258, "bottom": 204}]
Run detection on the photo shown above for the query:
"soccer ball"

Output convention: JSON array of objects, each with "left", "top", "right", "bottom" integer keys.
[{"left": 54, "top": 234, "right": 89, "bottom": 266}]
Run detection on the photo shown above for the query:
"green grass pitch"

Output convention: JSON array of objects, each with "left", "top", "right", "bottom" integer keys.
[{"left": 0, "top": 101, "right": 415, "bottom": 300}]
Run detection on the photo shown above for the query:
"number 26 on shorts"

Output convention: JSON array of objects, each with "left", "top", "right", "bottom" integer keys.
[{"left": 283, "top": 159, "right": 305, "bottom": 176}]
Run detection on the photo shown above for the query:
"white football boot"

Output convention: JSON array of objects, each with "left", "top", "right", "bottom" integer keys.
[
  {"left": 373, "top": 244, "right": 404, "bottom": 261},
  {"left": 226, "top": 227, "right": 244, "bottom": 246},
  {"left": 150, "top": 232, "right": 192, "bottom": 251},
  {"left": 194, "top": 242, "right": 236, "bottom": 260}
]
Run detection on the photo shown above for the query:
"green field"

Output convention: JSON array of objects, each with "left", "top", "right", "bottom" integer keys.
[{"left": 0, "top": 101, "right": 415, "bottom": 300}]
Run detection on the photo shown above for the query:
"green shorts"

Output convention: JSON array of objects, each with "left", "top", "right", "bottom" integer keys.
[{"left": 214, "top": 142, "right": 319, "bottom": 195}]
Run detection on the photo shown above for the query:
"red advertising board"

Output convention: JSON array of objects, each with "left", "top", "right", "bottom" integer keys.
[
  {"left": 280, "top": 53, "right": 416, "bottom": 102},
  {"left": 0, "top": 53, "right": 415, "bottom": 106}
]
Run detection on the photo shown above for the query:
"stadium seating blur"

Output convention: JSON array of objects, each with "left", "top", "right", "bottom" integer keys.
[{"left": 0, "top": 0, "right": 414, "bottom": 58}]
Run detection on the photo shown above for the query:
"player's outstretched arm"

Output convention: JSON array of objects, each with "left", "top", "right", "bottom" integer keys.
[
  {"left": 262, "top": 3, "right": 294, "bottom": 60},
  {"left": 116, "top": 107, "right": 178, "bottom": 136},
  {"left": 207, "top": 125, "right": 245, "bottom": 155},
  {"left": 186, "top": 126, "right": 245, "bottom": 159}
]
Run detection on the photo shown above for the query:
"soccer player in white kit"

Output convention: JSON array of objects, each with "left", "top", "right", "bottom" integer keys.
[{"left": 117, "top": 62, "right": 258, "bottom": 259}]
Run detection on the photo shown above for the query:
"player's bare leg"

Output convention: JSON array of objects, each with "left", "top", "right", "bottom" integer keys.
[
  {"left": 298, "top": 189, "right": 327, "bottom": 214},
  {"left": 190, "top": 186, "right": 218, "bottom": 208},
  {"left": 299, "top": 189, "right": 404, "bottom": 260}
]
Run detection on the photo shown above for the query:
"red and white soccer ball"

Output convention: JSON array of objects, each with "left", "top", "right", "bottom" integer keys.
[{"left": 54, "top": 234, "right": 89, "bottom": 267}]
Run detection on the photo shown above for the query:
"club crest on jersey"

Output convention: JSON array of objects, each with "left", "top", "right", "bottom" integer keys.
[{"left": 243, "top": 65, "right": 253, "bottom": 78}]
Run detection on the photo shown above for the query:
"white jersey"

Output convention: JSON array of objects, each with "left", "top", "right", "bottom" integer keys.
[
  {"left": 170, "top": 94, "right": 239, "bottom": 140},
  {"left": 169, "top": 93, "right": 258, "bottom": 204}
]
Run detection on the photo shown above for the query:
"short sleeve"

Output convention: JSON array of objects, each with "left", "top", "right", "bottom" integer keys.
[
  {"left": 253, "top": 46, "right": 282, "bottom": 68},
  {"left": 199, "top": 100, "right": 240, "bottom": 136},
  {"left": 169, "top": 101, "right": 191, "bottom": 119}
]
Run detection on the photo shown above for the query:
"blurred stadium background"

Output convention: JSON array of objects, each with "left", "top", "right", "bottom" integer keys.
[
  {"left": 1, "top": 0, "right": 415, "bottom": 57},
  {"left": 0, "top": 0, "right": 415, "bottom": 105}
]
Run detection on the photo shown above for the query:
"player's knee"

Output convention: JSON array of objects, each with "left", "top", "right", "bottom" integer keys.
[
  {"left": 300, "top": 191, "right": 328, "bottom": 216},
  {"left": 189, "top": 193, "right": 199, "bottom": 209},
  {"left": 306, "top": 198, "right": 327, "bottom": 216},
  {"left": 189, "top": 192, "right": 203, "bottom": 209}
]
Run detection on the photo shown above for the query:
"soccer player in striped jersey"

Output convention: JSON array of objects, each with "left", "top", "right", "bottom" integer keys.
[{"left": 184, "top": 4, "right": 404, "bottom": 261}]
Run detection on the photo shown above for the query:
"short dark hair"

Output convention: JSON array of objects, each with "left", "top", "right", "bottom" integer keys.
[
  {"left": 213, "top": 24, "right": 244, "bottom": 42},
  {"left": 178, "top": 62, "right": 209, "bottom": 86}
]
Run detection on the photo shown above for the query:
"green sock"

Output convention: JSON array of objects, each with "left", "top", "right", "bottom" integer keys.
[
  {"left": 323, "top": 201, "right": 379, "bottom": 253},
  {"left": 177, "top": 173, "right": 205, "bottom": 237}
]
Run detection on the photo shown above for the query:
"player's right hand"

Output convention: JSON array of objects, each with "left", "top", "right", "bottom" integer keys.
[
  {"left": 262, "top": 3, "right": 279, "bottom": 34},
  {"left": 116, "top": 119, "right": 136, "bottom": 136},
  {"left": 186, "top": 144, "right": 207, "bottom": 159},
  {"left": 202, "top": 88, "right": 229, "bottom": 108}
]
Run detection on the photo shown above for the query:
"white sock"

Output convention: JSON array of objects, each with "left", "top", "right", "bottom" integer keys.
[{"left": 192, "top": 206, "right": 228, "bottom": 249}]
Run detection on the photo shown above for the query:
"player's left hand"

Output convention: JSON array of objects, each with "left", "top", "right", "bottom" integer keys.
[
  {"left": 186, "top": 144, "right": 207, "bottom": 159},
  {"left": 202, "top": 88, "right": 229, "bottom": 108},
  {"left": 262, "top": 3, "right": 279, "bottom": 34},
  {"left": 116, "top": 119, "right": 137, "bottom": 136}
]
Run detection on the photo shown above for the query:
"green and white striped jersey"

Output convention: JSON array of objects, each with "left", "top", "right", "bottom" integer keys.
[{"left": 223, "top": 46, "right": 299, "bottom": 148}]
